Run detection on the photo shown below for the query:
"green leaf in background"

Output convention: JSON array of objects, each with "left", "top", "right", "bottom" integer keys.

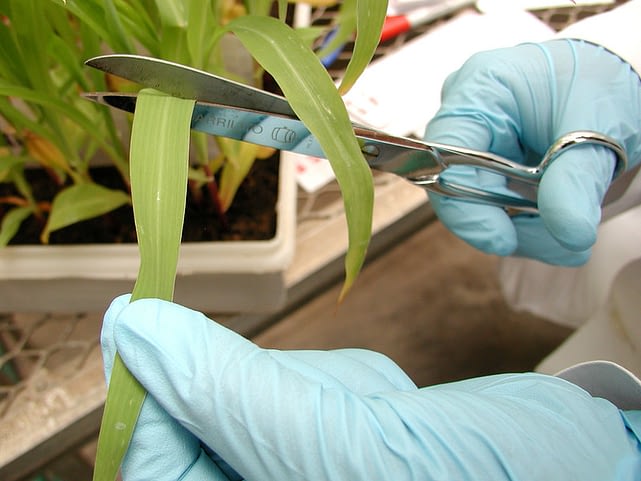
[
  {"left": 0, "top": 155, "right": 27, "bottom": 183},
  {"left": 314, "top": 0, "right": 356, "bottom": 60},
  {"left": 58, "top": 0, "right": 133, "bottom": 53},
  {"left": 0, "top": 81, "right": 122, "bottom": 164},
  {"left": 277, "top": 0, "right": 288, "bottom": 21},
  {"left": 339, "top": 0, "right": 388, "bottom": 94},
  {"left": 154, "top": 0, "right": 187, "bottom": 27},
  {"left": 244, "top": 0, "right": 273, "bottom": 16},
  {"left": 40, "top": 183, "right": 131, "bottom": 244},
  {"left": 0, "top": 206, "right": 34, "bottom": 247},
  {"left": 226, "top": 15, "right": 374, "bottom": 300},
  {"left": 92, "top": 89, "right": 195, "bottom": 481},
  {"left": 103, "top": 0, "right": 136, "bottom": 52},
  {"left": 216, "top": 138, "right": 258, "bottom": 212},
  {"left": 186, "top": 0, "right": 218, "bottom": 68}
]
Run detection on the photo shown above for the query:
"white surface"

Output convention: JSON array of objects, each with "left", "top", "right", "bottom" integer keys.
[
  {"left": 289, "top": 152, "right": 336, "bottom": 193},
  {"left": 388, "top": 0, "right": 445, "bottom": 15},
  {"left": 556, "top": 360, "right": 641, "bottom": 410},
  {"left": 477, "top": 0, "right": 614, "bottom": 12}
]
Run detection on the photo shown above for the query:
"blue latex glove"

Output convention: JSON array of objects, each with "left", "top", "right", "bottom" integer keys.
[
  {"left": 424, "top": 39, "right": 641, "bottom": 266},
  {"left": 101, "top": 295, "right": 641, "bottom": 480}
]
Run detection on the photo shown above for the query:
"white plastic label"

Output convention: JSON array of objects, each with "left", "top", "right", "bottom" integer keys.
[{"left": 477, "top": 0, "right": 614, "bottom": 12}]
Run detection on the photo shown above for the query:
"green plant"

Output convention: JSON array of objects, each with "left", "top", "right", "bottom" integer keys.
[
  {"left": 0, "top": 0, "right": 373, "bottom": 246},
  {"left": 0, "top": 1, "right": 131, "bottom": 244},
  {"left": 83, "top": 2, "right": 389, "bottom": 479}
]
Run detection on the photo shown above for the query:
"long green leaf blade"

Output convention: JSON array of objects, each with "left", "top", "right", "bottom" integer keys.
[
  {"left": 129, "top": 91, "right": 193, "bottom": 301},
  {"left": 226, "top": 15, "right": 374, "bottom": 299},
  {"left": 338, "top": 0, "right": 388, "bottom": 94},
  {"left": 93, "top": 89, "right": 195, "bottom": 481}
]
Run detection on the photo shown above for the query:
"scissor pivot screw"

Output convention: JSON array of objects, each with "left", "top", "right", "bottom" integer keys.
[{"left": 361, "top": 143, "right": 380, "bottom": 159}]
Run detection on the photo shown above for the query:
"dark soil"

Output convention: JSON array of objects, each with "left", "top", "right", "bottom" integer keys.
[{"left": 3, "top": 155, "right": 279, "bottom": 245}]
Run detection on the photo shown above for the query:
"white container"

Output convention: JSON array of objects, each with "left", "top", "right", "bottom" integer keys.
[{"left": 0, "top": 156, "right": 297, "bottom": 313}]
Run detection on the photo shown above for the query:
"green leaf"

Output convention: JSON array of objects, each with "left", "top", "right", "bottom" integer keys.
[
  {"left": 315, "top": 0, "right": 356, "bottom": 60},
  {"left": 92, "top": 89, "right": 195, "bottom": 481},
  {"left": 277, "top": 0, "right": 288, "bottom": 21},
  {"left": 186, "top": 0, "right": 218, "bottom": 68},
  {"left": 103, "top": 0, "right": 135, "bottom": 51},
  {"left": 0, "top": 206, "right": 34, "bottom": 247},
  {"left": 338, "top": 0, "right": 388, "bottom": 94},
  {"left": 56, "top": 1, "right": 128, "bottom": 52},
  {"left": 155, "top": 0, "right": 187, "bottom": 27},
  {"left": 0, "top": 80, "right": 123, "bottom": 164},
  {"left": 129, "top": 89, "right": 194, "bottom": 302},
  {"left": 226, "top": 15, "right": 374, "bottom": 299},
  {"left": 217, "top": 138, "right": 257, "bottom": 212},
  {"left": 0, "top": 155, "right": 27, "bottom": 183},
  {"left": 295, "top": 26, "right": 329, "bottom": 48},
  {"left": 40, "top": 183, "right": 131, "bottom": 243},
  {"left": 119, "top": 2, "right": 158, "bottom": 51},
  {"left": 9, "top": 0, "right": 52, "bottom": 93},
  {"left": 244, "top": 0, "right": 273, "bottom": 16},
  {"left": 0, "top": 16, "right": 29, "bottom": 86}
]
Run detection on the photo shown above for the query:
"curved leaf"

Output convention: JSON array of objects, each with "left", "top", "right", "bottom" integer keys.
[
  {"left": 0, "top": 206, "right": 34, "bottom": 247},
  {"left": 41, "top": 183, "right": 130, "bottom": 243},
  {"left": 339, "top": 0, "right": 388, "bottom": 94},
  {"left": 92, "top": 89, "right": 195, "bottom": 481},
  {"left": 226, "top": 15, "right": 374, "bottom": 299}
]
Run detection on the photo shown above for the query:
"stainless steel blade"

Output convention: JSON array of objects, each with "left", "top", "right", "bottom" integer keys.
[{"left": 85, "top": 54, "right": 296, "bottom": 117}]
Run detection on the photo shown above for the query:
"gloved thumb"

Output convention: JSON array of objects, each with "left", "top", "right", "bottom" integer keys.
[
  {"left": 101, "top": 294, "right": 232, "bottom": 481},
  {"left": 537, "top": 143, "right": 616, "bottom": 252}
]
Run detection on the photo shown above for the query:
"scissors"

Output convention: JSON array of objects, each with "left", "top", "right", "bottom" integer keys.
[{"left": 83, "top": 54, "right": 631, "bottom": 212}]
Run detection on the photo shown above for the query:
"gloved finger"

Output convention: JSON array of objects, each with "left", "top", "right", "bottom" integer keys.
[
  {"left": 428, "top": 167, "right": 519, "bottom": 257},
  {"left": 537, "top": 144, "right": 616, "bottom": 251},
  {"left": 101, "top": 295, "right": 234, "bottom": 481},
  {"left": 111, "top": 299, "right": 421, "bottom": 480},
  {"left": 511, "top": 215, "right": 592, "bottom": 266},
  {"left": 424, "top": 103, "right": 523, "bottom": 257},
  {"left": 276, "top": 348, "right": 417, "bottom": 393},
  {"left": 122, "top": 396, "right": 232, "bottom": 481},
  {"left": 430, "top": 193, "right": 517, "bottom": 255}
]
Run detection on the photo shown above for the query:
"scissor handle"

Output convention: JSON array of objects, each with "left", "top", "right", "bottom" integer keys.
[{"left": 412, "top": 130, "right": 628, "bottom": 212}]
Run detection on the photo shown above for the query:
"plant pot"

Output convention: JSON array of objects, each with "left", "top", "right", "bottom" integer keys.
[{"left": 0, "top": 155, "right": 297, "bottom": 314}]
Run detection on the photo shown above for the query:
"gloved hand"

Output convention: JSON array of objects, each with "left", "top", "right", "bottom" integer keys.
[
  {"left": 424, "top": 39, "right": 641, "bottom": 265},
  {"left": 101, "top": 295, "right": 640, "bottom": 480}
]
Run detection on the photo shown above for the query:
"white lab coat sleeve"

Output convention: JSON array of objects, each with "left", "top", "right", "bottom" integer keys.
[
  {"left": 555, "top": 0, "right": 641, "bottom": 76},
  {"left": 498, "top": 2, "right": 641, "bottom": 377}
]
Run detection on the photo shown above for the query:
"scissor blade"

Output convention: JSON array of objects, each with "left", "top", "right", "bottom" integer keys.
[
  {"left": 85, "top": 54, "right": 296, "bottom": 117},
  {"left": 83, "top": 92, "right": 443, "bottom": 180}
]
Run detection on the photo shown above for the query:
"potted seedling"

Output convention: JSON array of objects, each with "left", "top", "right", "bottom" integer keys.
[{"left": 0, "top": 0, "right": 377, "bottom": 313}]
